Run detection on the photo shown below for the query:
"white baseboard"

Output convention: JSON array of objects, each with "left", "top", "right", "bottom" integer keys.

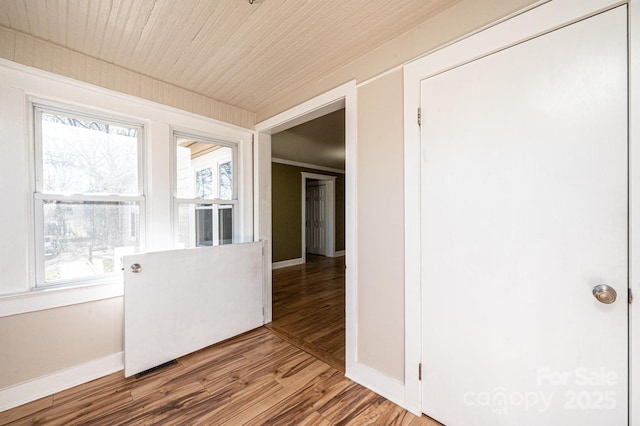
[
  {"left": 0, "top": 352, "right": 124, "bottom": 412},
  {"left": 346, "top": 361, "right": 408, "bottom": 414},
  {"left": 272, "top": 258, "right": 304, "bottom": 269},
  {"left": 332, "top": 250, "right": 346, "bottom": 258}
]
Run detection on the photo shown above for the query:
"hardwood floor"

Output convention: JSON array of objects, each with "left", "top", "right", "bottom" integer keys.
[
  {"left": 0, "top": 328, "right": 441, "bottom": 425},
  {"left": 1, "top": 255, "right": 443, "bottom": 425},
  {"left": 267, "top": 254, "right": 345, "bottom": 372}
]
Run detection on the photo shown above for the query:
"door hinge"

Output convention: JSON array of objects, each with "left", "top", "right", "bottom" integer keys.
[
  {"left": 418, "top": 363, "right": 422, "bottom": 381},
  {"left": 629, "top": 288, "right": 633, "bottom": 304},
  {"left": 417, "top": 108, "right": 421, "bottom": 126}
]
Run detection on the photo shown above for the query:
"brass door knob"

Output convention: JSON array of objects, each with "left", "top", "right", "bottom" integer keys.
[{"left": 592, "top": 284, "right": 617, "bottom": 304}]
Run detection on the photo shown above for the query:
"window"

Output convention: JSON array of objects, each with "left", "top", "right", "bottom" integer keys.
[
  {"left": 174, "top": 133, "right": 236, "bottom": 248},
  {"left": 34, "top": 106, "right": 144, "bottom": 287}
]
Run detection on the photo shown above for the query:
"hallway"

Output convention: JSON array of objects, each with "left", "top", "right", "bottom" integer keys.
[{"left": 267, "top": 255, "right": 345, "bottom": 372}]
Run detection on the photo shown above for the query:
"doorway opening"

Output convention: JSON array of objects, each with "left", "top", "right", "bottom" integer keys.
[
  {"left": 270, "top": 109, "right": 346, "bottom": 268},
  {"left": 254, "top": 80, "right": 356, "bottom": 376},
  {"left": 268, "top": 109, "right": 346, "bottom": 371},
  {"left": 267, "top": 254, "right": 345, "bottom": 372},
  {"left": 303, "top": 173, "right": 337, "bottom": 262}
]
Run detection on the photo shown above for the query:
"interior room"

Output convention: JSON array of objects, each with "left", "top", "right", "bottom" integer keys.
[
  {"left": 0, "top": 1, "right": 638, "bottom": 425},
  {"left": 268, "top": 109, "right": 347, "bottom": 372}
]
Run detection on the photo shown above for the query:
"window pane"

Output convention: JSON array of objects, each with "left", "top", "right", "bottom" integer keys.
[
  {"left": 195, "top": 167, "right": 213, "bottom": 198},
  {"left": 177, "top": 203, "right": 233, "bottom": 248},
  {"left": 43, "top": 200, "right": 139, "bottom": 283},
  {"left": 41, "top": 112, "right": 139, "bottom": 195},
  {"left": 176, "top": 137, "right": 233, "bottom": 199},
  {"left": 219, "top": 161, "right": 232, "bottom": 200}
]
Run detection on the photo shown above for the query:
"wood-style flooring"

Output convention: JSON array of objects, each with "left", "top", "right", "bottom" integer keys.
[
  {"left": 0, "top": 327, "right": 441, "bottom": 425},
  {"left": 267, "top": 254, "right": 345, "bottom": 372}
]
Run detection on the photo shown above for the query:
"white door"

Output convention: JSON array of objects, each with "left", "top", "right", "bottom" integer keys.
[
  {"left": 306, "top": 181, "right": 327, "bottom": 255},
  {"left": 421, "top": 6, "right": 627, "bottom": 426},
  {"left": 123, "top": 241, "right": 264, "bottom": 377}
]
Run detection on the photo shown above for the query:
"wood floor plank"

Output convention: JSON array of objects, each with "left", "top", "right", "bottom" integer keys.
[
  {"left": 88, "top": 381, "right": 209, "bottom": 426},
  {"left": 268, "top": 254, "right": 346, "bottom": 372},
  {"left": 6, "top": 387, "right": 133, "bottom": 426},
  {"left": 218, "top": 363, "right": 338, "bottom": 425},
  {"left": 266, "top": 325, "right": 345, "bottom": 372},
  {"left": 175, "top": 375, "right": 285, "bottom": 425},
  {"left": 372, "top": 400, "right": 441, "bottom": 426},
  {"left": 238, "top": 368, "right": 351, "bottom": 426},
  {"left": 0, "top": 396, "right": 52, "bottom": 425},
  {"left": 316, "top": 382, "right": 385, "bottom": 424},
  {"left": 52, "top": 371, "right": 133, "bottom": 406},
  {"left": 126, "top": 361, "right": 191, "bottom": 400},
  {"left": 297, "top": 410, "right": 333, "bottom": 426}
]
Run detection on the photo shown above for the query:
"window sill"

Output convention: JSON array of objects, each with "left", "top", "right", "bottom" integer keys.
[{"left": 0, "top": 281, "right": 124, "bottom": 317}]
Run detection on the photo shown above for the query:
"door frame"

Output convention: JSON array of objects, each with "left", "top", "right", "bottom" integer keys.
[
  {"left": 254, "top": 81, "right": 357, "bottom": 375},
  {"left": 403, "top": 0, "right": 640, "bottom": 420},
  {"left": 302, "top": 172, "right": 337, "bottom": 262}
]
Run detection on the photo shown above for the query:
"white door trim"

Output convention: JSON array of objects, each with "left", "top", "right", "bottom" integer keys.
[
  {"left": 403, "top": 0, "right": 634, "bottom": 417},
  {"left": 629, "top": 1, "right": 640, "bottom": 424},
  {"left": 301, "top": 172, "right": 337, "bottom": 261},
  {"left": 254, "top": 81, "right": 357, "bottom": 376}
]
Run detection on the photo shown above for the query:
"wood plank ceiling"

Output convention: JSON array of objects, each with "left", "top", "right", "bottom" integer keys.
[{"left": 0, "top": 0, "right": 461, "bottom": 115}]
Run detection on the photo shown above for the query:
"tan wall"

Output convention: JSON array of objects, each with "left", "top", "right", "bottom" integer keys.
[
  {"left": 272, "top": 163, "right": 345, "bottom": 262},
  {"left": 0, "top": 27, "right": 255, "bottom": 129},
  {"left": 0, "top": 298, "right": 123, "bottom": 388},
  {"left": 356, "top": 70, "right": 405, "bottom": 381}
]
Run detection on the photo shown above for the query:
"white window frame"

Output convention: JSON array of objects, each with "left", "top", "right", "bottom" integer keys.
[
  {"left": 172, "top": 131, "right": 239, "bottom": 247},
  {"left": 0, "top": 61, "right": 254, "bottom": 316},
  {"left": 33, "top": 103, "right": 145, "bottom": 289}
]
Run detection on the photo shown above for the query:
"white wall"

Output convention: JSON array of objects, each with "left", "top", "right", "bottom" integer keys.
[{"left": 0, "top": 84, "right": 30, "bottom": 296}]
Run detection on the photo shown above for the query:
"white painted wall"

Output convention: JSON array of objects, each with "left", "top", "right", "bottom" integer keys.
[{"left": 0, "top": 84, "right": 30, "bottom": 296}]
